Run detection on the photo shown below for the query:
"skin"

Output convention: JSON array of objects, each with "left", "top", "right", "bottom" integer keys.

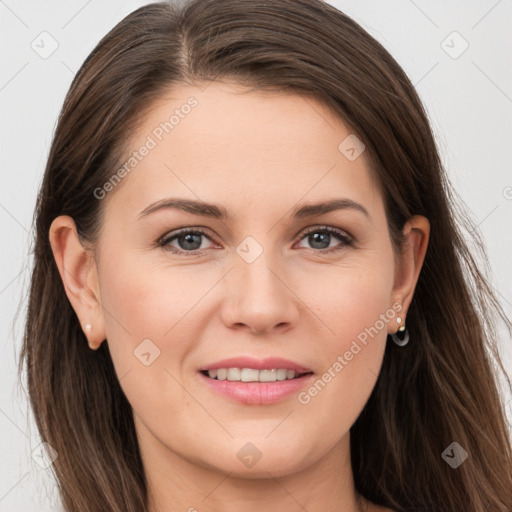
[{"left": 49, "top": 81, "right": 429, "bottom": 512}]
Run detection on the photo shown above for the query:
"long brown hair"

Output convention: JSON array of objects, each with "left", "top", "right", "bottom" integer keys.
[{"left": 19, "top": 1, "right": 512, "bottom": 510}]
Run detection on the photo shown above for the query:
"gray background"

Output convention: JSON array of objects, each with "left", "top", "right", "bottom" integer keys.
[{"left": 1, "top": 1, "right": 511, "bottom": 510}]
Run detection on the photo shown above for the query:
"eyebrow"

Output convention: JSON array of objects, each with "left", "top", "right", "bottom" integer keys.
[{"left": 137, "top": 197, "right": 370, "bottom": 221}]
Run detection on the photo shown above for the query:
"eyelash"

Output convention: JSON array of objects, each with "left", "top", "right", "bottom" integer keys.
[{"left": 157, "top": 225, "right": 354, "bottom": 256}]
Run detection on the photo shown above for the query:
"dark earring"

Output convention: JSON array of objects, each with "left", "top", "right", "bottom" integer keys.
[{"left": 391, "top": 316, "right": 409, "bottom": 346}]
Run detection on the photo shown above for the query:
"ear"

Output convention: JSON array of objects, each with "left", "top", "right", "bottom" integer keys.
[
  {"left": 49, "top": 215, "right": 106, "bottom": 350},
  {"left": 388, "top": 215, "right": 430, "bottom": 333}
]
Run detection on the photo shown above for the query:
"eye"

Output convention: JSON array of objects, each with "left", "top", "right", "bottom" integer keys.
[
  {"left": 294, "top": 225, "right": 354, "bottom": 253},
  {"left": 158, "top": 228, "right": 216, "bottom": 254},
  {"left": 158, "top": 225, "right": 354, "bottom": 255}
]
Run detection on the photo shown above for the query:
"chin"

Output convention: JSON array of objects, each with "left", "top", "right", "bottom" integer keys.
[{"left": 195, "top": 441, "right": 311, "bottom": 479}]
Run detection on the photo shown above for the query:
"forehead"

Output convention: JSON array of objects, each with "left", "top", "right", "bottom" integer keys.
[{"left": 103, "top": 81, "right": 384, "bottom": 224}]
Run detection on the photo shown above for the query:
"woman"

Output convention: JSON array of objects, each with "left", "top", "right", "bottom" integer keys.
[{"left": 19, "top": 0, "right": 512, "bottom": 511}]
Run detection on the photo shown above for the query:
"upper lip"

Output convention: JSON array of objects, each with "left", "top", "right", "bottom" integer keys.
[{"left": 199, "top": 356, "right": 313, "bottom": 374}]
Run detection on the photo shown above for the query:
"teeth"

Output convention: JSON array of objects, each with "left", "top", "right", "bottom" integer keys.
[
  {"left": 226, "top": 368, "right": 241, "bottom": 380},
  {"left": 206, "top": 368, "right": 300, "bottom": 382},
  {"left": 241, "top": 368, "right": 260, "bottom": 382},
  {"left": 276, "top": 369, "right": 287, "bottom": 381},
  {"left": 259, "top": 369, "right": 277, "bottom": 382}
]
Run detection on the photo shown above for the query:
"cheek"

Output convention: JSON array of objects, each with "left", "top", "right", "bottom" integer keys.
[
  {"left": 336, "top": 276, "right": 392, "bottom": 346},
  {"left": 96, "top": 253, "right": 214, "bottom": 385},
  {"left": 99, "top": 254, "right": 207, "bottom": 340},
  {"left": 96, "top": 257, "right": 204, "bottom": 437},
  {"left": 308, "top": 253, "right": 394, "bottom": 349},
  {"left": 294, "top": 258, "right": 394, "bottom": 441}
]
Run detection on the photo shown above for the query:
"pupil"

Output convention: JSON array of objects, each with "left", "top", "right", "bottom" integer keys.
[
  {"left": 310, "top": 232, "right": 329, "bottom": 249},
  {"left": 180, "top": 233, "right": 201, "bottom": 250}
]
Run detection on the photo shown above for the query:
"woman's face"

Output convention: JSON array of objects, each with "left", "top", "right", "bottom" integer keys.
[{"left": 70, "top": 81, "right": 426, "bottom": 478}]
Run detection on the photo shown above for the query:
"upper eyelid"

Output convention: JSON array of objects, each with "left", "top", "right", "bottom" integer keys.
[
  {"left": 159, "top": 226, "right": 217, "bottom": 244},
  {"left": 298, "top": 225, "right": 352, "bottom": 238}
]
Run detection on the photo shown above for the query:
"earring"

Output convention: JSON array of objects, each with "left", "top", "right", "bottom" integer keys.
[
  {"left": 391, "top": 316, "right": 409, "bottom": 346},
  {"left": 84, "top": 323, "right": 102, "bottom": 351}
]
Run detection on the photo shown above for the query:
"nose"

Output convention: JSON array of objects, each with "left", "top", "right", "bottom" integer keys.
[{"left": 220, "top": 253, "right": 300, "bottom": 336}]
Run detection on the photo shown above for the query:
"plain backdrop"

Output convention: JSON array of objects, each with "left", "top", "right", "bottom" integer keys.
[{"left": 1, "top": 1, "right": 511, "bottom": 510}]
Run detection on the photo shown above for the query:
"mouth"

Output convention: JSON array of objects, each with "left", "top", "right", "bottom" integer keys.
[
  {"left": 197, "top": 358, "right": 315, "bottom": 405},
  {"left": 200, "top": 368, "right": 313, "bottom": 382},
  {"left": 198, "top": 356, "right": 315, "bottom": 404}
]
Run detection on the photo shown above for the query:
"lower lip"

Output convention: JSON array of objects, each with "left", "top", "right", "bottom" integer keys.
[{"left": 199, "top": 371, "right": 315, "bottom": 405}]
